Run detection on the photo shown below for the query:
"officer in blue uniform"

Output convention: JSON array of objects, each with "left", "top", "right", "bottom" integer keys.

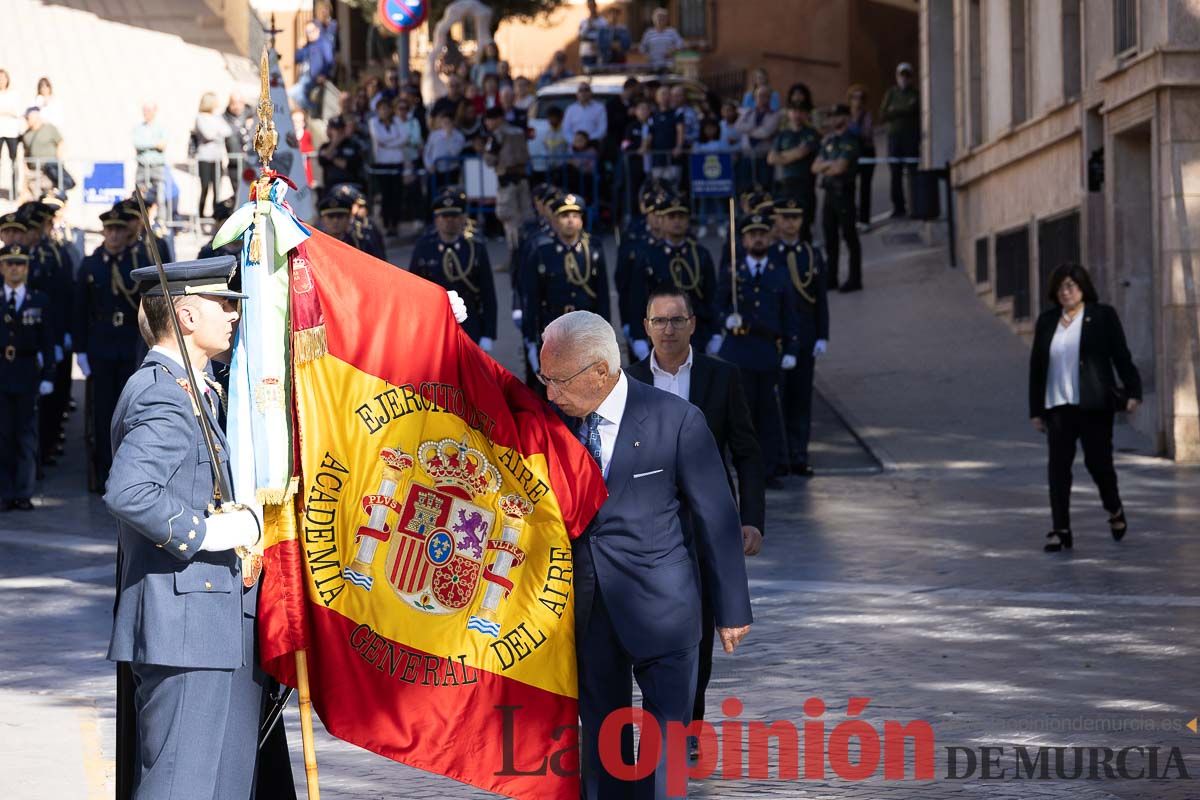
[
  {"left": 0, "top": 245, "right": 55, "bottom": 510},
  {"left": 616, "top": 184, "right": 667, "bottom": 353},
  {"left": 0, "top": 212, "right": 25, "bottom": 247},
  {"left": 74, "top": 207, "right": 145, "bottom": 491},
  {"left": 329, "top": 183, "right": 387, "bottom": 260},
  {"left": 512, "top": 186, "right": 559, "bottom": 385},
  {"left": 628, "top": 193, "right": 718, "bottom": 359},
  {"left": 522, "top": 193, "right": 610, "bottom": 373},
  {"left": 771, "top": 196, "right": 829, "bottom": 476},
  {"left": 409, "top": 188, "right": 497, "bottom": 351},
  {"left": 21, "top": 202, "right": 74, "bottom": 469},
  {"left": 717, "top": 213, "right": 799, "bottom": 487},
  {"left": 106, "top": 256, "right": 266, "bottom": 800},
  {"left": 118, "top": 193, "right": 174, "bottom": 264}
]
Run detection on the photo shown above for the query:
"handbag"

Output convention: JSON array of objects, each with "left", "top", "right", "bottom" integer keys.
[{"left": 40, "top": 161, "right": 75, "bottom": 191}]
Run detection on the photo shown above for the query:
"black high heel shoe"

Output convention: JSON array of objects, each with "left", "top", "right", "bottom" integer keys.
[
  {"left": 1044, "top": 530, "right": 1073, "bottom": 552},
  {"left": 1109, "top": 508, "right": 1127, "bottom": 541}
]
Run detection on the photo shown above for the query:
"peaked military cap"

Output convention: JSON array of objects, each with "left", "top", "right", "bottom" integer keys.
[
  {"left": 739, "top": 213, "right": 772, "bottom": 234},
  {"left": 742, "top": 190, "right": 774, "bottom": 215},
  {"left": 331, "top": 183, "right": 366, "bottom": 205},
  {"left": 433, "top": 188, "right": 467, "bottom": 215},
  {"left": 40, "top": 190, "right": 67, "bottom": 209},
  {"left": 552, "top": 193, "right": 585, "bottom": 215},
  {"left": 0, "top": 213, "right": 26, "bottom": 232},
  {"left": 318, "top": 194, "right": 352, "bottom": 215},
  {"left": 130, "top": 256, "right": 247, "bottom": 299},
  {"left": 99, "top": 208, "right": 130, "bottom": 228},
  {"left": 773, "top": 195, "right": 804, "bottom": 216},
  {"left": 16, "top": 202, "right": 51, "bottom": 226},
  {"left": 657, "top": 193, "right": 689, "bottom": 215},
  {"left": 0, "top": 244, "right": 31, "bottom": 262}
]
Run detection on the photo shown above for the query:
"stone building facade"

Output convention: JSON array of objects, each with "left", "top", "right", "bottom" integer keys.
[{"left": 922, "top": 0, "right": 1200, "bottom": 460}]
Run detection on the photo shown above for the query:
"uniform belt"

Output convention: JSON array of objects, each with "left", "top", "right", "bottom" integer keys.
[
  {"left": 94, "top": 310, "right": 132, "bottom": 326},
  {"left": 3, "top": 345, "right": 37, "bottom": 361}
]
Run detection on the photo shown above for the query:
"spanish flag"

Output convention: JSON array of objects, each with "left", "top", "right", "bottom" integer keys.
[{"left": 258, "top": 230, "right": 607, "bottom": 798}]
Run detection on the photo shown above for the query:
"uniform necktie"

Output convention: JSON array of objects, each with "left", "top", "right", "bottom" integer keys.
[
  {"left": 579, "top": 412, "right": 603, "bottom": 469},
  {"left": 5, "top": 290, "right": 15, "bottom": 315}
]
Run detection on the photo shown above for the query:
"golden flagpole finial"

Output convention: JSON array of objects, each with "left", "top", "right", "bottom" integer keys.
[{"left": 253, "top": 45, "right": 278, "bottom": 174}]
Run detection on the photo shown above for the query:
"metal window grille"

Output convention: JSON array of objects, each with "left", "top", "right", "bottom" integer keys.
[
  {"left": 995, "top": 226, "right": 1031, "bottom": 319},
  {"left": 1114, "top": 0, "right": 1137, "bottom": 54}
]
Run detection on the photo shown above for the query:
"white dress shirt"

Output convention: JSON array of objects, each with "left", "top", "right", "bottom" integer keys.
[
  {"left": 650, "top": 346, "right": 693, "bottom": 402},
  {"left": 745, "top": 256, "right": 768, "bottom": 277},
  {"left": 5, "top": 284, "right": 27, "bottom": 309},
  {"left": 591, "top": 370, "right": 629, "bottom": 480},
  {"left": 1045, "top": 307, "right": 1083, "bottom": 409}
]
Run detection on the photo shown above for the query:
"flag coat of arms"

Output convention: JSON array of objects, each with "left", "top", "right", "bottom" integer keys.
[{"left": 258, "top": 230, "right": 607, "bottom": 798}]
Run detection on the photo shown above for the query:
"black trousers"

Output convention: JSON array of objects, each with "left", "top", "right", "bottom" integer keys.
[
  {"left": 856, "top": 145, "right": 876, "bottom": 223},
  {"left": 741, "top": 366, "right": 782, "bottom": 474},
  {"left": 0, "top": 136, "right": 18, "bottom": 196},
  {"left": 781, "top": 350, "right": 816, "bottom": 465},
  {"left": 822, "top": 188, "right": 862, "bottom": 289},
  {"left": 888, "top": 131, "right": 918, "bottom": 215},
  {"left": 0, "top": 390, "right": 38, "bottom": 500},
  {"left": 692, "top": 562, "right": 715, "bottom": 723},
  {"left": 1045, "top": 405, "right": 1122, "bottom": 532},
  {"left": 198, "top": 160, "right": 220, "bottom": 217},
  {"left": 373, "top": 167, "right": 404, "bottom": 228},
  {"left": 90, "top": 357, "right": 138, "bottom": 488}
]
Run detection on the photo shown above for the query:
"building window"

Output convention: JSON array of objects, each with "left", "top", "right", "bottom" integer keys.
[
  {"left": 1037, "top": 211, "right": 1081, "bottom": 314},
  {"left": 677, "top": 0, "right": 708, "bottom": 40},
  {"left": 995, "top": 226, "right": 1031, "bottom": 320},
  {"left": 1114, "top": 0, "right": 1137, "bottom": 54},
  {"left": 1062, "top": 0, "right": 1081, "bottom": 100},
  {"left": 968, "top": 0, "right": 983, "bottom": 146},
  {"left": 975, "top": 238, "right": 990, "bottom": 285},
  {"left": 1010, "top": 0, "right": 1028, "bottom": 125}
]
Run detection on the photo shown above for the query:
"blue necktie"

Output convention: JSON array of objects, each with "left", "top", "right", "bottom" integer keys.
[{"left": 580, "top": 412, "right": 603, "bottom": 469}]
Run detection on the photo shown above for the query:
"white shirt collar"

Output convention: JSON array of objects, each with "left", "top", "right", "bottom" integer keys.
[
  {"left": 593, "top": 369, "right": 628, "bottom": 426},
  {"left": 5, "top": 284, "right": 25, "bottom": 304},
  {"left": 650, "top": 346, "right": 693, "bottom": 378}
]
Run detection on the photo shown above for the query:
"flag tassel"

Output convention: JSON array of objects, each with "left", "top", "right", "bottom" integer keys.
[{"left": 295, "top": 648, "right": 320, "bottom": 799}]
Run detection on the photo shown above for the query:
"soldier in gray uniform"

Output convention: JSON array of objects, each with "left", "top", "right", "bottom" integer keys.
[{"left": 105, "top": 256, "right": 264, "bottom": 799}]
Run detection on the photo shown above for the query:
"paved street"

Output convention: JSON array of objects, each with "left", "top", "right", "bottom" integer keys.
[{"left": 0, "top": 224, "right": 1196, "bottom": 799}]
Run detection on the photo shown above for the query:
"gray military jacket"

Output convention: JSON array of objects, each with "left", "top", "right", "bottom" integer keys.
[{"left": 105, "top": 350, "right": 252, "bottom": 669}]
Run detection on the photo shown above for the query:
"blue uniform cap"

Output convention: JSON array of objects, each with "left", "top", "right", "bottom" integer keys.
[
  {"left": 738, "top": 213, "right": 772, "bottom": 234},
  {"left": 0, "top": 244, "right": 31, "bottom": 262},
  {"left": 130, "top": 255, "right": 248, "bottom": 299},
  {"left": 773, "top": 196, "right": 804, "bottom": 216},
  {"left": 553, "top": 193, "right": 585, "bottom": 215},
  {"left": 318, "top": 194, "right": 352, "bottom": 215},
  {"left": 433, "top": 188, "right": 467, "bottom": 215}
]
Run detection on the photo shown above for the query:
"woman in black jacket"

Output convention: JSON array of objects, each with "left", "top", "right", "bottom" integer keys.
[{"left": 1029, "top": 263, "right": 1142, "bottom": 552}]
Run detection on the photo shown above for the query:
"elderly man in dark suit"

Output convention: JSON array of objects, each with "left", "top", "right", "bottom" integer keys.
[
  {"left": 625, "top": 286, "right": 765, "bottom": 756},
  {"left": 538, "top": 310, "right": 753, "bottom": 800}
]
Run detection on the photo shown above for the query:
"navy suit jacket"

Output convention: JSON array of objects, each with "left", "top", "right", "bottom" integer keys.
[{"left": 572, "top": 374, "right": 753, "bottom": 661}]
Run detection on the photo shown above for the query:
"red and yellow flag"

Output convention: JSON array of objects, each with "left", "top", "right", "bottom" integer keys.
[{"left": 259, "top": 230, "right": 607, "bottom": 798}]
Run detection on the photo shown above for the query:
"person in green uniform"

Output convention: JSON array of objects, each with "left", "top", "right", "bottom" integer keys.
[
  {"left": 879, "top": 62, "right": 919, "bottom": 218},
  {"left": 812, "top": 104, "right": 862, "bottom": 293}
]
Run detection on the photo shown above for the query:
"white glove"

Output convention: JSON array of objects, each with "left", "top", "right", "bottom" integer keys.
[
  {"left": 725, "top": 314, "right": 741, "bottom": 331},
  {"left": 54, "top": 345, "right": 63, "bottom": 364},
  {"left": 631, "top": 339, "right": 650, "bottom": 361},
  {"left": 781, "top": 354, "right": 797, "bottom": 370},
  {"left": 479, "top": 336, "right": 494, "bottom": 353},
  {"left": 706, "top": 334, "right": 723, "bottom": 355},
  {"left": 63, "top": 332, "right": 72, "bottom": 351},
  {"left": 199, "top": 507, "right": 262, "bottom": 552},
  {"left": 38, "top": 380, "right": 54, "bottom": 396},
  {"left": 511, "top": 308, "right": 523, "bottom": 327},
  {"left": 813, "top": 339, "right": 827, "bottom": 357},
  {"left": 525, "top": 342, "right": 540, "bottom": 374},
  {"left": 76, "top": 353, "right": 91, "bottom": 377},
  {"left": 447, "top": 290, "right": 468, "bottom": 324}
]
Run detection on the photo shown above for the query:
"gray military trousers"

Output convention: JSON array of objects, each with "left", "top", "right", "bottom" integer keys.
[{"left": 129, "top": 612, "right": 262, "bottom": 800}]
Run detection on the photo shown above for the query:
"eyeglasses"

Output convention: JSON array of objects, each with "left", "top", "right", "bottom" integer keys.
[
  {"left": 647, "top": 315, "right": 693, "bottom": 330},
  {"left": 537, "top": 360, "right": 600, "bottom": 388},
  {"left": 1058, "top": 279, "right": 1080, "bottom": 293}
]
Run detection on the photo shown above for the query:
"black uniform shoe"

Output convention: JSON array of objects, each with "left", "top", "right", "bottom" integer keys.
[
  {"left": 1109, "top": 508, "right": 1127, "bottom": 541},
  {"left": 10, "top": 498, "right": 34, "bottom": 511},
  {"left": 766, "top": 476, "right": 786, "bottom": 491},
  {"left": 792, "top": 463, "right": 814, "bottom": 477},
  {"left": 1044, "top": 530, "right": 1072, "bottom": 552},
  {"left": 838, "top": 282, "right": 863, "bottom": 293}
]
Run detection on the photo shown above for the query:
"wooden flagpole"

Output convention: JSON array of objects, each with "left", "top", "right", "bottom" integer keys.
[{"left": 295, "top": 649, "right": 320, "bottom": 799}]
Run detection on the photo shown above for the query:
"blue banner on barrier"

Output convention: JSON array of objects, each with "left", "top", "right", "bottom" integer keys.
[
  {"left": 83, "top": 162, "right": 125, "bottom": 205},
  {"left": 690, "top": 152, "right": 734, "bottom": 198}
]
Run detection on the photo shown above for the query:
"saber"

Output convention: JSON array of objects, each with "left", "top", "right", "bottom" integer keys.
[
  {"left": 131, "top": 187, "right": 233, "bottom": 505},
  {"left": 727, "top": 196, "right": 741, "bottom": 329},
  {"left": 259, "top": 687, "right": 294, "bottom": 749}
]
